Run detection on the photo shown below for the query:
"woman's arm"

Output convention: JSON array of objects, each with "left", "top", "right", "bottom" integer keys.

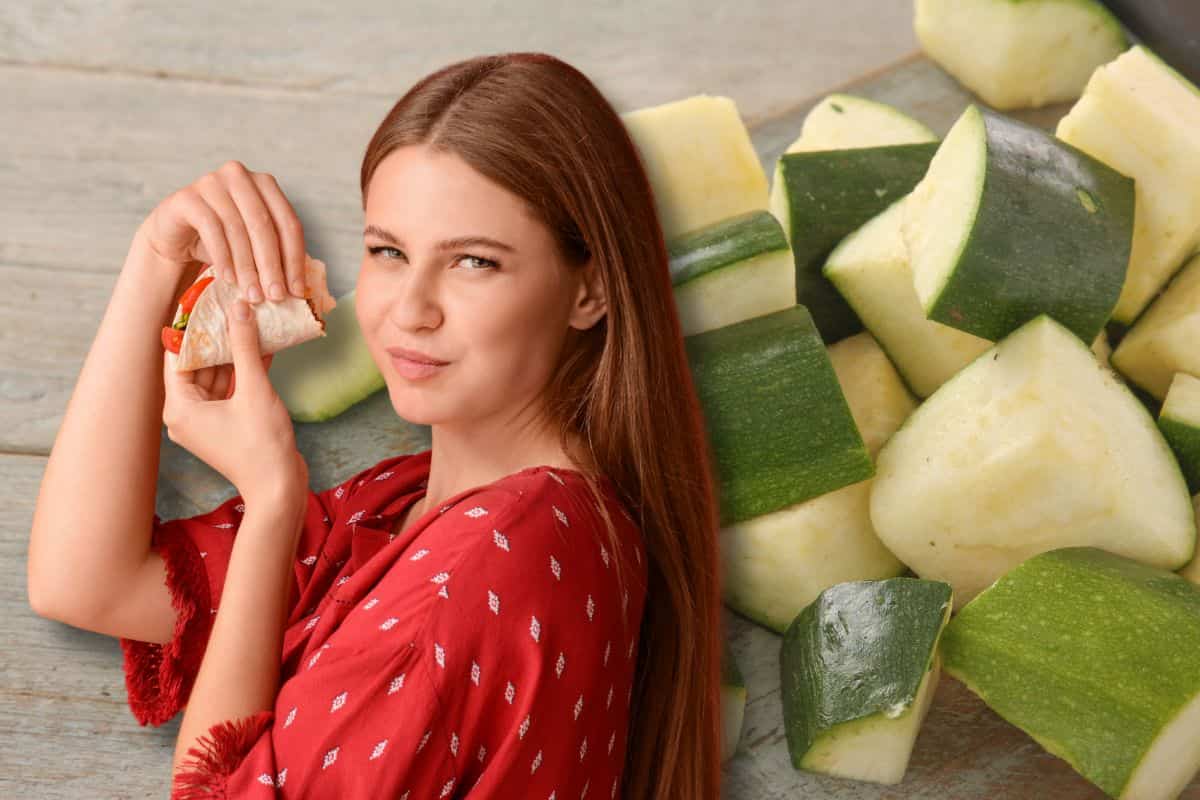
[
  {"left": 172, "top": 492, "right": 304, "bottom": 780},
  {"left": 27, "top": 221, "right": 189, "bottom": 623}
]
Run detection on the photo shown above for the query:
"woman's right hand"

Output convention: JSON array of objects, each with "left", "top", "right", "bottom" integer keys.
[{"left": 140, "top": 160, "right": 310, "bottom": 305}]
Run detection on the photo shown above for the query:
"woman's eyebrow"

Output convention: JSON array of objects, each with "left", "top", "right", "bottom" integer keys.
[{"left": 363, "top": 224, "right": 515, "bottom": 253}]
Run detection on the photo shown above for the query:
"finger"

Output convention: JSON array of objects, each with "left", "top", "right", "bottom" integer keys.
[
  {"left": 223, "top": 162, "right": 285, "bottom": 305},
  {"left": 251, "top": 172, "right": 307, "bottom": 299},
  {"left": 197, "top": 169, "right": 255, "bottom": 294},
  {"left": 226, "top": 298, "right": 266, "bottom": 394},
  {"left": 222, "top": 356, "right": 268, "bottom": 400},
  {"left": 173, "top": 187, "right": 234, "bottom": 282},
  {"left": 162, "top": 349, "right": 201, "bottom": 414},
  {"left": 210, "top": 363, "right": 233, "bottom": 400},
  {"left": 194, "top": 364, "right": 217, "bottom": 393}
]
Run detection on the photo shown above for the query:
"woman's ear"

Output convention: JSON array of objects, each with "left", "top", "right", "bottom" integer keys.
[{"left": 569, "top": 258, "right": 608, "bottom": 331}]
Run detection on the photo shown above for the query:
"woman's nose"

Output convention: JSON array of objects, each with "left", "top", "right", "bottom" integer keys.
[{"left": 387, "top": 266, "right": 443, "bottom": 330}]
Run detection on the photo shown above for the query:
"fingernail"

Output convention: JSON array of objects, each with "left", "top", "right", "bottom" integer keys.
[
  {"left": 268, "top": 282, "right": 285, "bottom": 301},
  {"left": 234, "top": 299, "right": 252, "bottom": 320},
  {"left": 248, "top": 285, "right": 264, "bottom": 303},
  {"left": 291, "top": 279, "right": 307, "bottom": 297}
]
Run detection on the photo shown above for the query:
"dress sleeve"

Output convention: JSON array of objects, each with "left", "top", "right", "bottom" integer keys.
[
  {"left": 163, "top": 483, "right": 531, "bottom": 799},
  {"left": 119, "top": 472, "right": 358, "bottom": 728},
  {"left": 166, "top": 635, "right": 456, "bottom": 800},
  {"left": 421, "top": 474, "right": 648, "bottom": 800}
]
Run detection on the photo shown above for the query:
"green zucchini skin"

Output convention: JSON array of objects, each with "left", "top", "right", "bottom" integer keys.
[
  {"left": 780, "top": 578, "right": 952, "bottom": 771},
  {"left": 1160, "top": 373, "right": 1200, "bottom": 494},
  {"left": 917, "top": 106, "right": 1134, "bottom": 344},
  {"left": 942, "top": 547, "right": 1200, "bottom": 799},
  {"left": 684, "top": 304, "right": 873, "bottom": 525},
  {"left": 1161, "top": 415, "right": 1200, "bottom": 493},
  {"left": 667, "top": 209, "right": 788, "bottom": 285},
  {"left": 774, "top": 143, "right": 938, "bottom": 344}
]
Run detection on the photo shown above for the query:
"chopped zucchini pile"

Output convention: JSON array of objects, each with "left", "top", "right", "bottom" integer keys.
[{"left": 674, "top": 31, "right": 1200, "bottom": 793}]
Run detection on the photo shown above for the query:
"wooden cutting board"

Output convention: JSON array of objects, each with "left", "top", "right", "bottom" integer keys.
[{"left": 723, "top": 52, "right": 1200, "bottom": 800}]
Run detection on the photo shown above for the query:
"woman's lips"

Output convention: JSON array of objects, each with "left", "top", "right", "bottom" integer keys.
[{"left": 390, "top": 353, "right": 449, "bottom": 380}]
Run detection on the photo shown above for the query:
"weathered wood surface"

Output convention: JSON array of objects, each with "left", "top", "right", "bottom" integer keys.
[{"left": 1, "top": 3, "right": 919, "bottom": 794}]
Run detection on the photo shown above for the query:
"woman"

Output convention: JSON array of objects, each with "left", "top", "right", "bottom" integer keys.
[{"left": 28, "top": 52, "right": 724, "bottom": 798}]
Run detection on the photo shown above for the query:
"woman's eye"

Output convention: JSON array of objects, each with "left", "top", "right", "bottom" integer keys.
[
  {"left": 368, "top": 245, "right": 403, "bottom": 259},
  {"left": 367, "top": 246, "right": 496, "bottom": 271},
  {"left": 457, "top": 254, "right": 498, "bottom": 271}
]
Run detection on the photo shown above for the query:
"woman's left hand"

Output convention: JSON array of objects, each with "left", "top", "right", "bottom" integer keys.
[{"left": 162, "top": 297, "right": 308, "bottom": 506}]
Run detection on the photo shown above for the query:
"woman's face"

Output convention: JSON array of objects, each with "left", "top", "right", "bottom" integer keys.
[{"left": 356, "top": 144, "right": 605, "bottom": 430}]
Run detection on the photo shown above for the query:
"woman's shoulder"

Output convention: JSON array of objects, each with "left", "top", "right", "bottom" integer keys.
[{"left": 492, "top": 466, "right": 647, "bottom": 596}]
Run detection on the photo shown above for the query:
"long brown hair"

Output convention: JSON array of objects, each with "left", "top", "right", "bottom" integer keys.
[{"left": 359, "top": 52, "right": 724, "bottom": 799}]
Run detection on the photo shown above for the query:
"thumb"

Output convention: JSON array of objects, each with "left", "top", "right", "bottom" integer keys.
[{"left": 226, "top": 298, "right": 266, "bottom": 391}]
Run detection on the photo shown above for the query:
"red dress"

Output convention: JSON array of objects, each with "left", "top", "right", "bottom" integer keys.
[{"left": 120, "top": 448, "right": 648, "bottom": 799}]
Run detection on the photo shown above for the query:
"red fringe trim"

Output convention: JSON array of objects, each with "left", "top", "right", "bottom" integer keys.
[
  {"left": 170, "top": 709, "right": 275, "bottom": 799},
  {"left": 119, "top": 521, "right": 214, "bottom": 726}
]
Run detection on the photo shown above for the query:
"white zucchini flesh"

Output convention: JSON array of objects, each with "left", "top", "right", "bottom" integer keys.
[
  {"left": 785, "top": 93, "right": 936, "bottom": 154},
  {"left": 622, "top": 94, "right": 768, "bottom": 242},
  {"left": 1124, "top": 688, "right": 1200, "bottom": 800},
  {"left": 824, "top": 198, "right": 991, "bottom": 397},
  {"left": 901, "top": 105, "right": 984, "bottom": 317},
  {"left": 799, "top": 652, "right": 941, "bottom": 785},
  {"left": 915, "top": 0, "right": 1127, "bottom": 110},
  {"left": 674, "top": 248, "right": 794, "bottom": 337},
  {"left": 1111, "top": 253, "right": 1200, "bottom": 401},
  {"left": 869, "top": 314, "right": 1196, "bottom": 609},
  {"left": 719, "top": 332, "right": 913, "bottom": 633},
  {"left": 1057, "top": 45, "right": 1200, "bottom": 325}
]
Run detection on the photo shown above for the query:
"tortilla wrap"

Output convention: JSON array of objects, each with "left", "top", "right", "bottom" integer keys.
[{"left": 171, "top": 254, "right": 337, "bottom": 371}]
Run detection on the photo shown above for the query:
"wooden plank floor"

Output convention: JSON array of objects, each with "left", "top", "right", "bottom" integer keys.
[
  {"left": 1, "top": 4, "right": 920, "bottom": 795},
  {"left": 8, "top": 3, "right": 1193, "bottom": 799}
]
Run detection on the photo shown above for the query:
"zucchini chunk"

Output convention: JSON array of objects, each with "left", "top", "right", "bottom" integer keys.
[
  {"left": 942, "top": 547, "right": 1200, "bottom": 800},
  {"left": 622, "top": 94, "right": 767, "bottom": 241},
  {"left": 914, "top": 0, "right": 1126, "bottom": 110},
  {"left": 825, "top": 196, "right": 1114, "bottom": 397},
  {"left": 720, "top": 332, "right": 912, "bottom": 632},
  {"left": 869, "top": 314, "right": 1195, "bottom": 609},
  {"left": 780, "top": 578, "right": 952, "bottom": 785},
  {"left": 1057, "top": 45, "right": 1200, "bottom": 324},
  {"left": 1159, "top": 372, "right": 1200, "bottom": 493},
  {"left": 902, "top": 103, "right": 1133, "bottom": 344},
  {"left": 1111, "top": 253, "right": 1200, "bottom": 401},
  {"left": 824, "top": 197, "right": 991, "bottom": 397},
  {"left": 667, "top": 210, "right": 794, "bottom": 336},
  {"left": 271, "top": 289, "right": 386, "bottom": 422},
  {"left": 768, "top": 142, "right": 937, "bottom": 343},
  {"left": 720, "top": 639, "right": 746, "bottom": 764},
  {"left": 685, "top": 304, "right": 873, "bottom": 526},
  {"left": 783, "top": 93, "right": 936, "bottom": 153}
]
